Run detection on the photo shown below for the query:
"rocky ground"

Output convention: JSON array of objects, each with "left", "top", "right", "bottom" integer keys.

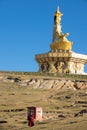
[
  {"left": 0, "top": 73, "right": 87, "bottom": 90},
  {"left": 0, "top": 72, "right": 87, "bottom": 130}
]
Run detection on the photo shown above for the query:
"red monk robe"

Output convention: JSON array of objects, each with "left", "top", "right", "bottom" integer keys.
[{"left": 27, "top": 114, "right": 34, "bottom": 127}]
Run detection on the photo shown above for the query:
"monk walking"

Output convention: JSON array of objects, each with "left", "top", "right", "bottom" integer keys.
[{"left": 27, "top": 114, "right": 34, "bottom": 127}]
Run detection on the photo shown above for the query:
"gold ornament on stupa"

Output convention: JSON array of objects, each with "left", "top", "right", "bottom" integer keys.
[{"left": 50, "top": 7, "right": 73, "bottom": 51}]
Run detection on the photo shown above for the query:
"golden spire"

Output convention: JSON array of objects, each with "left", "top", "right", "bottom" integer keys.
[
  {"left": 50, "top": 7, "right": 73, "bottom": 51},
  {"left": 54, "top": 7, "right": 63, "bottom": 24}
]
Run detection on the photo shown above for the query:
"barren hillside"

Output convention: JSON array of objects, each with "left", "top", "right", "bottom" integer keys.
[{"left": 0, "top": 71, "right": 87, "bottom": 130}]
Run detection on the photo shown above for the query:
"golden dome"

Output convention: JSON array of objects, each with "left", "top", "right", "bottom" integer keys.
[{"left": 50, "top": 40, "right": 73, "bottom": 51}]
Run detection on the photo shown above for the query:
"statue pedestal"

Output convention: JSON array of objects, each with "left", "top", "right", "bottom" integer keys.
[{"left": 35, "top": 50, "right": 87, "bottom": 74}]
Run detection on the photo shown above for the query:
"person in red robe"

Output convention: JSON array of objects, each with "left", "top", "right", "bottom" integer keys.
[{"left": 27, "top": 114, "right": 34, "bottom": 127}]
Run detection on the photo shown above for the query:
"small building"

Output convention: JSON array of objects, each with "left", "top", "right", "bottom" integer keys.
[
  {"left": 27, "top": 107, "right": 43, "bottom": 121},
  {"left": 35, "top": 7, "right": 87, "bottom": 74}
]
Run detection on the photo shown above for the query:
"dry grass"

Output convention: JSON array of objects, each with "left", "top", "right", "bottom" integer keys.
[{"left": 0, "top": 73, "right": 87, "bottom": 130}]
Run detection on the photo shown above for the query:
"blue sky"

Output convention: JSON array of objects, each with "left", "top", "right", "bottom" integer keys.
[{"left": 0, "top": 0, "right": 87, "bottom": 72}]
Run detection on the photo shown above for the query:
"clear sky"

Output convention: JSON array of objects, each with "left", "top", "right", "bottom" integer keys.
[{"left": 0, "top": 0, "right": 87, "bottom": 72}]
